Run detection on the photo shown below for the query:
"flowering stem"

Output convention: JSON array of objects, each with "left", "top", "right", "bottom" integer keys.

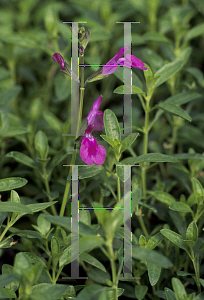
[{"left": 56, "top": 53, "right": 85, "bottom": 237}]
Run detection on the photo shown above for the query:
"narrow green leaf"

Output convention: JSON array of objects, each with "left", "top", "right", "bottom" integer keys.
[
  {"left": 186, "top": 221, "right": 198, "bottom": 244},
  {"left": 169, "top": 202, "right": 192, "bottom": 213},
  {"left": 160, "top": 229, "right": 189, "bottom": 252},
  {"left": 135, "top": 285, "right": 148, "bottom": 300},
  {"left": 154, "top": 60, "right": 183, "bottom": 88},
  {"left": 152, "top": 191, "right": 176, "bottom": 206},
  {"left": 156, "top": 103, "right": 192, "bottom": 122},
  {"left": 147, "top": 263, "right": 161, "bottom": 286},
  {"left": 104, "top": 109, "right": 121, "bottom": 142},
  {"left": 87, "top": 268, "right": 111, "bottom": 285},
  {"left": 120, "top": 134, "right": 139, "bottom": 153},
  {"left": 116, "top": 165, "right": 131, "bottom": 183},
  {"left": 67, "top": 165, "right": 103, "bottom": 180},
  {"left": 27, "top": 202, "right": 58, "bottom": 213},
  {"left": 0, "top": 86, "right": 22, "bottom": 106},
  {"left": 113, "top": 85, "right": 145, "bottom": 95},
  {"left": 0, "top": 202, "right": 32, "bottom": 214},
  {"left": 6, "top": 151, "right": 37, "bottom": 169},
  {"left": 192, "top": 177, "right": 204, "bottom": 205},
  {"left": 165, "top": 288, "right": 177, "bottom": 300},
  {"left": 79, "top": 252, "right": 106, "bottom": 272},
  {"left": 0, "top": 177, "right": 27, "bottom": 192},
  {"left": 172, "top": 277, "right": 187, "bottom": 300},
  {"left": 146, "top": 233, "right": 164, "bottom": 250},
  {"left": 30, "top": 284, "right": 68, "bottom": 300},
  {"left": 121, "top": 153, "right": 179, "bottom": 164},
  {"left": 76, "top": 284, "right": 108, "bottom": 300},
  {"left": 185, "top": 23, "right": 204, "bottom": 42},
  {"left": 100, "top": 134, "right": 114, "bottom": 147},
  {"left": 132, "top": 246, "right": 173, "bottom": 268}
]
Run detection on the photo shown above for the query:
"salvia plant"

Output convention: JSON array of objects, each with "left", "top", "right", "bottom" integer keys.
[{"left": 0, "top": 1, "right": 204, "bottom": 300}]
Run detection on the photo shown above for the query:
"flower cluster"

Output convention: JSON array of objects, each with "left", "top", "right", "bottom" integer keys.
[{"left": 52, "top": 46, "right": 147, "bottom": 165}]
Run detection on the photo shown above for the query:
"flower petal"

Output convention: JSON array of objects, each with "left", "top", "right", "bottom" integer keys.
[
  {"left": 125, "top": 54, "right": 148, "bottom": 70},
  {"left": 87, "top": 95, "right": 103, "bottom": 125},
  {"left": 52, "top": 53, "right": 65, "bottom": 70},
  {"left": 102, "top": 47, "right": 129, "bottom": 76},
  {"left": 93, "top": 111, "right": 104, "bottom": 131},
  {"left": 80, "top": 136, "right": 106, "bottom": 165}
]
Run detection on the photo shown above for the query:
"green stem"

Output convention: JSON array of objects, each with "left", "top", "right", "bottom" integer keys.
[
  {"left": 42, "top": 165, "right": 57, "bottom": 216},
  {"left": 107, "top": 242, "right": 118, "bottom": 300},
  {"left": 191, "top": 254, "right": 201, "bottom": 294},
  {"left": 117, "top": 176, "right": 121, "bottom": 202},
  {"left": 56, "top": 54, "right": 85, "bottom": 237},
  {"left": 141, "top": 100, "right": 150, "bottom": 198}
]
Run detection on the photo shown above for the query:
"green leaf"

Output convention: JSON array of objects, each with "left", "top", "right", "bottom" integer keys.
[
  {"left": 35, "top": 131, "right": 49, "bottom": 160},
  {"left": 49, "top": 148, "right": 73, "bottom": 172},
  {"left": 6, "top": 151, "right": 37, "bottom": 169},
  {"left": 0, "top": 274, "right": 16, "bottom": 288},
  {"left": 79, "top": 204, "right": 91, "bottom": 226},
  {"left": 104, "top": 109, "right": 121, "bottom": 142},
  {"left": 164, "top": 91, "right": 202, "bottom": 105},
  {"left": 59, "top": 236, "right": 105, "bottom": 268},
  {"left": 185, "top": 23, "right": 204, "bottom": 42},
  {"left": 194, "top": 292, "right": 204, "bottom": 300},
  {"left": 87, "top": 268, "right": 111, "bottom": 285},
  {"left": 154, "top": 60, "right": 183, "bottom": 88},
  {"left": 0, "top": 202, "right": 32, "bottom": 214},
  {"left": 0, "top": 86, "right": 22, "bottom": 106},
  {"left": 27, "top": 202, "right": 58, "bottom": 213},
  {"left": 54, "top": 72, "right": 71, "bottom": 101},
  {"left": 2, "top": 264, "right": 19, "bottom": 291},
  {"left": 113, "top": 85, "right": 145, "bottom": 95},
  {"left": 135, "top": 285, "right": 148, "bottom": 300},
  {"left": 165, "top": 288, "right": 176, "bottom": 300},
  {"left": 120, "top": 134, "right": 139, "bottom": 153},
  {"left": 132, "top": 246, "right": 173, "bottom": 268},
  {"left": 121, "top": 153, "right": 179, "bottom": 164},
  {"left": 160, "top": 229, "right": 189, "bottom": 252},
  {"left": 100, "top": 135, "right": 114, "bottom": 147},
  {"left": 174, "top": 153, "right": 204, "bottom": 160},
  {"left": 44, "top": 216, "right": 95, "bottom": 236},
  {"left": 116, "top": 165, "right": 131, "bottom": 183},
  {"left": 0, "top": 288, "right": 16, "bottom": 298},
  {"left": 30, "top": 284, "right": 68, "bottom": 300},
  {"left": 151, "top": 191, "right": 176, "bottom": 206},
  {"left": 146, "top": 233, "right": 164, "bottom": 250},
  {"left": 43, "top": 111, "right": 62, "bottom": 134},
  {"left": 156, "top": 103, "right": 192, "bottom": 122},
  {"left": 0, "top": 177, "right": 27, "bottom": 192},
  {"left": 67, "top": 165, "right": 103, "bottom": 180},
  {"left": 192, "top": 177, "right": 204, "bottom": 205},
  {"left": 169, "top": 202, "right": 192, "bottom": 213},
  {"left": 172, "top": 277, "right": 187, "bottom": 300},
  {"left": 186, "top": 221, "right": 198, "bottom": 244},
  {"left": 79, "top": 252, "right": 106, "bottom": 272},
  {"left": 147, "top": 263, "right": 161, "bottom": 286},
  {"left": 143, "top": 31, "right": 171, "bottom": 43},
  {"left": 139, "top": 202, "right": 157, "bottom": 213},
  {"left": 76, "top": 284, "right": 108, "bottom": 300}
]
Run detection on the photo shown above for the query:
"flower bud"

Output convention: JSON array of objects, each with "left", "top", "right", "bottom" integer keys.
[{"left": 78, "top": 25, "right": 91, "bottom": 50}]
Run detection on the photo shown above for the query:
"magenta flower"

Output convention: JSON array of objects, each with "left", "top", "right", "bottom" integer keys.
[
  {"left": 102, "top": 47, "right": 147, "bottom": 76},
  {"left": 80, "top": 95, "right": 106, "bottom": 165},
  {"left": 52, "top": 53, "right": 65, "bottom": 70}
]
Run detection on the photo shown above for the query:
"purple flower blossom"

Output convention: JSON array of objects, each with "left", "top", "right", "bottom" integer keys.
[
  {"left": 102, "top": 47, "right": 148, "bottom": 76},
  {"left": 80, "top": 95, "right": 106, "bottom": 165},
  {"left": 52, "top": 53, "right": 65, "bottom": 70}
]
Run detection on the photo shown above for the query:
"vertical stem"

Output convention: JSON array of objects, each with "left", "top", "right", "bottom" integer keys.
[
  {"left": 141, "top": 100, "right": 150, "bottom": 197},
  {"left": 107, "top": 242, "right": 118, "bottom": 300},
  {"left": 117, "top": 176, "right": 121, "bottom": 202},
  {"left": 42, "top": 164, "right": 57, "bottom": 216},
  {"left": 192, "top": 255, "right": 201, "bottom": 294},
  {"left": 56, "top": 53, "right": 85, "bottom": 237}
]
